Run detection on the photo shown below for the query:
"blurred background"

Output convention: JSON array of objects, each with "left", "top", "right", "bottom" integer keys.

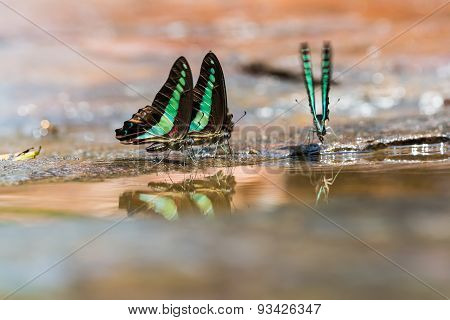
[
  {"left": 0, "top": 0, "right": 448, "bottom": 143},
  {"left": 0, "top": 0, "right": 449, "bottom": 299}
]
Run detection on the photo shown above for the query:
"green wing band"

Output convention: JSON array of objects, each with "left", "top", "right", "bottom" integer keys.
[
  {"left": 300, "top": 43, "right": 320, "bottom": 130},
  {"left": 189, "top": 66, "right": 216, "bottom": 132},
  {"left": 321, "top": 42, "right": 332, "bottom": 126},
  {"left": 137, "top": 69, "right": 187, "bottom": 140}
]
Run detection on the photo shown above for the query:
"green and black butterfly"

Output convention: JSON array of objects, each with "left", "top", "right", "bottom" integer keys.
[
  {"left": 115, "top": 56, "right": 194, "bottom": 152},
  {"left": 300, "top": 42, "right": 332, "bottom": 143},
  {"left": 116, "top": 53, "right": 234, "bottom": 154},
  {"left": 188, "top": 52, "right": 234, "bottom": 150}
]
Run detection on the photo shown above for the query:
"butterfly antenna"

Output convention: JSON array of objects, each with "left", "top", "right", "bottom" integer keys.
[
  {"left": 233, "top": 111, "right": 247, "bottom": 126},
  {"left": 295, "top": 98, "right": 311, "bottom": 111},
  {"left": 331, "top": 98, "right": 341, "bottom": 107}
]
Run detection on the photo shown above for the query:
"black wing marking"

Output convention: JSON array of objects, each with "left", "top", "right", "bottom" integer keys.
[{"left": 321, "top": 42, "right": 332, "bottom": 124}]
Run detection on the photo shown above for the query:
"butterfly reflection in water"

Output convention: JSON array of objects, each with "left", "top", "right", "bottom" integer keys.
[
  {"left": 313, "top": 166, "right": 343, "bottom": 205},
  {"left": 285, "top": 162, "right": 343, "bottom": 205},
  {"left": 119, "top": 171, "right": 236, "bottom": 220}
]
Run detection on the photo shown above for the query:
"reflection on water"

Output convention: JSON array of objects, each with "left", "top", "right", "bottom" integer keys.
[
  {"left": 0, "top": 133, "right": 448, "bottom": 300},
  {"left": 0, "top": 139, "right": 447, "bottom": 222},
  {"left": 313, "top": 166, "right": 343, "bottom": 205},
  {"left": 1, "top": 138, "right": 447, "bottom": 222},
  {"left": 0, "top": 161, "right": 449, "bottom": 299},
  {"left": 119, "top": 171, "right": 236, "bottom": 220},
  {"left": 118, "top": 167, "right": 349, "bottom": 219}
]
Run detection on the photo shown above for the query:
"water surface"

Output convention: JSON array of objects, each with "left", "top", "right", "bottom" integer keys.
[{"left": 1, "top": 142, "right": 449, "bottom": 299}]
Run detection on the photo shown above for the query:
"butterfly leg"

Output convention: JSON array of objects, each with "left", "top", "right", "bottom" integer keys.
[
  {"left": 225, "top": 138, "right": 233, "bottom": 157},
  {"left": 212, "top": 140, "right": 220, "bottom": 158},
  {"left": 308, "top": 129, "right": 312, "bottom": 144},
  {"left": 303, "top": 128, "right": 314, "bottom": 145},
  {"left": 178, "top": 144, "right": 189, "bottom": 167},
  {"left": 184, "top": 143, "right": 198, "bottom": 164},
  {"left": 183, "top": 138, "right": 198, "bottom": 163},
  {"left": 219, "top": 140, "right": 233, "bottom": 159},
  {"left": 188, "top": 148, "right": 198, "bottom": 164}
]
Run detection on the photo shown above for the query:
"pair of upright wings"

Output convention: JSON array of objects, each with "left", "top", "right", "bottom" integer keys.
[
  {"left": 300, "top": 42, "right": 332, "bottom": 133},
  {"left": 115, "top": 52, "right": 231, "bottom": 145}
]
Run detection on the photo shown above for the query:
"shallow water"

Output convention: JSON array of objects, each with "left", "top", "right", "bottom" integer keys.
[{"left": 1, "top": 141, "right": 449, "bottom": 299}]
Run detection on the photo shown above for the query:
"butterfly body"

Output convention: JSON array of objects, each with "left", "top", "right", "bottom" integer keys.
[{"left": 300, "top": 42, "right": 332, "bottom": 143}]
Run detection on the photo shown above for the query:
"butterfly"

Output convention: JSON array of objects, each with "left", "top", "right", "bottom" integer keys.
[
  {"left": 116, "top": 52, "right": 234, "bottom": 155},
  {"left": 300, "top": 42, "right": 332, "bottom": 143},
  {"left": 188, "top": 52, "right": 234, "bottom": 151},
  {"left": 115, "top": 56, "right": 194, "bottom": 152}
]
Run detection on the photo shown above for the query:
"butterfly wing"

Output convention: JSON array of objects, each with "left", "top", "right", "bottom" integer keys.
[
  {"left": 189, "top": 52, "right": 233, "bottom": 137},
  {"left": 116, "top": 57, "right": 193, "bottom": 144},
  {"left": 321, "top": 42, "right": 332, "bottom": 127},
  {"left": 300, "top": 43, "right": 321, "bottom": 132}
]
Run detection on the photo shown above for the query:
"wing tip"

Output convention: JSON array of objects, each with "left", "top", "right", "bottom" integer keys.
[
  {"left": 205, "top": 51, "right": 220, "bottom": 62},
  {"left": 173, "top": 56, "right": 192, "bottom": 72},
  {"left": 175, "top": 55, "right": 189, "bottom": 63},
  {"left": 300, "top": 42, "right": 309, "bottom": 51},
  {"left": 322, "top": 41, "right": 332, "bottom": 53},
  {"left": 203, "top": 51, "right": 223, "bottom": 72}
]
